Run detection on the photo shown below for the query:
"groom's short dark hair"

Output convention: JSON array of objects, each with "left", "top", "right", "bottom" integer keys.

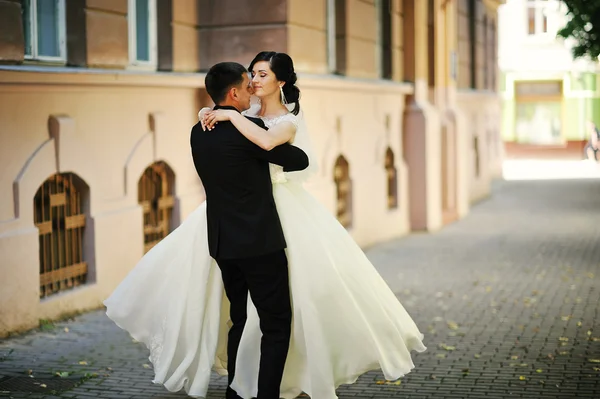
[{"left": 205, "top": 62, "right": 247, "bottom": 105}]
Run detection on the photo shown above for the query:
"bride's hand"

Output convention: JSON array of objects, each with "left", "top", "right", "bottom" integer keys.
[
  {"left": 198, "top": 107, "right": 211, "bottom": 130},
  {"left": 202, "top": 110, "right": 233, "bottom": 131}
]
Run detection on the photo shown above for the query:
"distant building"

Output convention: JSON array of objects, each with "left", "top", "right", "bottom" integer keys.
[{"left": 498, "top": 0, "right": 600, "bottom": 158}]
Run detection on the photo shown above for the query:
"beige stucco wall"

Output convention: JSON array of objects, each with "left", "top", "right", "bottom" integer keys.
[
  {"left": 299, "top": 75, "right": 412, "bottom": 246},
  {"left": 0, "top": 68, "right": 412, "bottom": 336},
  {"left": 456, "top": 90, "right": 503, "bottom": 203},
  {"left": 0, "top": 69, "right": 206, "bottom": 335}
]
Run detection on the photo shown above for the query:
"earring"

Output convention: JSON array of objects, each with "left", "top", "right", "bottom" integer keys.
[{"left": 280, "top": 85, "right": 288, "bottom": 105}]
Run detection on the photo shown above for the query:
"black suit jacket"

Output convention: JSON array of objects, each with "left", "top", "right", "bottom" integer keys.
[{"left": 191, "top": 105, "right": 309, "bottom": 260}]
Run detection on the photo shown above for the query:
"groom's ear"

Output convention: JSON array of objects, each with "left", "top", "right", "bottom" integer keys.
[{"left": 228, "top": 86, "right": 238, "bottom": 102}]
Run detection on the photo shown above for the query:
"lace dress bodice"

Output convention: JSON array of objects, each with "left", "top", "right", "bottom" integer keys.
[{"left": 259, "top": 114, "right": 299, "bottom": 184}]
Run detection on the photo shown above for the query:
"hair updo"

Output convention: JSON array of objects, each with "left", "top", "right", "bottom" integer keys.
[{"left": 249, "top": 51, "right": 301, "bottom": 115}]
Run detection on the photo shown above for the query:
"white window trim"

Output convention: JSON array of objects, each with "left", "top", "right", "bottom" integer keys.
[
  {"left": 24, "top": 0, "right": 67, "bottom": 62},
  {"left": 524, "top": 0, "right": 557, "bottom": 46},
  {"left": 128, "top": 0, "right": 158, "bottom": 70},
  {"left": 326, "top": 0, "right": 337, "bottom": 73},
  {"left": 526, "top": 0, "right": 550, "bottom": 37}
]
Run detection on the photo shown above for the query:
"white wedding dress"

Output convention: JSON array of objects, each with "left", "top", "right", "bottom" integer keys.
[{"left": 104, "top": 105, "right": 426, "bottom": 399}]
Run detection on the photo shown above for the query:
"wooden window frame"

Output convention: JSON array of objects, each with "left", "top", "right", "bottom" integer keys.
[
  {"left": 385, "top": 147, "right": 398, "bottom": 210},
  {"left": 138, "top": 161, "right": 175, "bottom": 253},
  {"left": 527, "top": 0, "right": 548, "bottom": 36},
  {"left": 334, "top": 155, "right": 353, "bottom": 229},
  {"left": 35, "top": 173, "right": 88, "bottom": 299}
]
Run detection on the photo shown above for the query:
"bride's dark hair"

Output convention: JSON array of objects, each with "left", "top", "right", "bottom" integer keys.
[{"left": 249, "top": 51, "right": 301, "bottom": 115}]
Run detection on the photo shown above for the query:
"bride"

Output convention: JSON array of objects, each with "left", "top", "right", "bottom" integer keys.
[{"left": 104, "top": 51, "right": 426, "bottom": 399}]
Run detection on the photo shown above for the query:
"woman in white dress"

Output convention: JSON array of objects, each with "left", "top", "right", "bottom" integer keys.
[{"left": 104, "top": 51, "right": 426, "bottom": 399}]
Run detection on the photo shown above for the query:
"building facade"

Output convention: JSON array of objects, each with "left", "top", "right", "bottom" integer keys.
[
  {"left": 498, "top": 0, "right": 600, "bottom": 159},
  {"left": 0, "top": 0, "right": 503, "bottom": 336}
]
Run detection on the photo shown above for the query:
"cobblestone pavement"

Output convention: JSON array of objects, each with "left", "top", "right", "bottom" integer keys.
[{"left": 1, "top": 178, "right": 600, "bottom": 399}]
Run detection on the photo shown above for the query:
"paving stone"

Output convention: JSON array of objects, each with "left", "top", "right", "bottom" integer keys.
[{"left": 1, "top": 179, "right": 600, "bottom": 398}]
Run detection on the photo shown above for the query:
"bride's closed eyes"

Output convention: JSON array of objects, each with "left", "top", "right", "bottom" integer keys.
[{"left": 251, "top": 70, "right": 269, "bottom": 79}]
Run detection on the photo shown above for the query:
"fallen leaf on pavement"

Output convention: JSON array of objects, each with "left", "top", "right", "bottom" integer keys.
[
  {"left": 447, "top": 321, "right": 459, "bottom": 330},
  {"left": 375, "top": 380, "right": 401, "bottom": 385},
  {"left": 440, "top": 344, "right": 456, "bottom": 351}
]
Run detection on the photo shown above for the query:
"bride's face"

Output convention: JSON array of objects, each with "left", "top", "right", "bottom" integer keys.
[{"left": 251, "top": 61, "right": 282, "bottom": 99}]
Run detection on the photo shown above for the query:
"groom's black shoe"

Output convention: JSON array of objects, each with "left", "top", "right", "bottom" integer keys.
[{"left": 225, "top": 386, "right": 244, "bottom": 399}]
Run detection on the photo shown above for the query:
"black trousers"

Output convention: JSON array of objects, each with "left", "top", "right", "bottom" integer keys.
[{"left": 216, "top": 250, "right": 292, "bottom": 399}]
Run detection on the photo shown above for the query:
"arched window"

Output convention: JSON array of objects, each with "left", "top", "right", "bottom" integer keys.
[
  {"left": 333, "top": 155, "right": 352, "bottom": 229},
  {"left": 34, "top": 173, "right": 89, "bottom": 298},
  {"left": 473, "top": 135, "right": 481, "bottom": 178},
  {"left": 385, "top": 147, "right": 398, "bottom": 209},
  {"left": 138, "top": 161, "right": 175, "bottom": 253}
]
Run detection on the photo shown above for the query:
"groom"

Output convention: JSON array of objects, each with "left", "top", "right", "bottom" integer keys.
[{"left": 190, "top": 62, "right": 308, "bottom": 399}]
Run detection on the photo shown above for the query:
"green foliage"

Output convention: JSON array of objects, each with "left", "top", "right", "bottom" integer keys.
[
  {"left": 39, "top": 319, "right": 55, "bottom": 331},
  {"left": 557, "top": 0, "right": 600, "bottom": 60}
]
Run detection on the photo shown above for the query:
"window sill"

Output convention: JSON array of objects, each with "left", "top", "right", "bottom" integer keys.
[
  {"left": 127, "top": 62, "right": 158, "bottom": 72},
  {"left": 39, "top": 282, "right": 98, "bottom": 304},
  {"left": 23, "top": 58, "right": 67, "bottom": 66},
  {"left": 0, "top": 65, "right": 206, "bottom": 88}
]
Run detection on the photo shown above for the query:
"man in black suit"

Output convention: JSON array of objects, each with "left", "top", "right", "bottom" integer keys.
[{"left": 190, "top": 62, "right": 308, "bottom": 399}]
